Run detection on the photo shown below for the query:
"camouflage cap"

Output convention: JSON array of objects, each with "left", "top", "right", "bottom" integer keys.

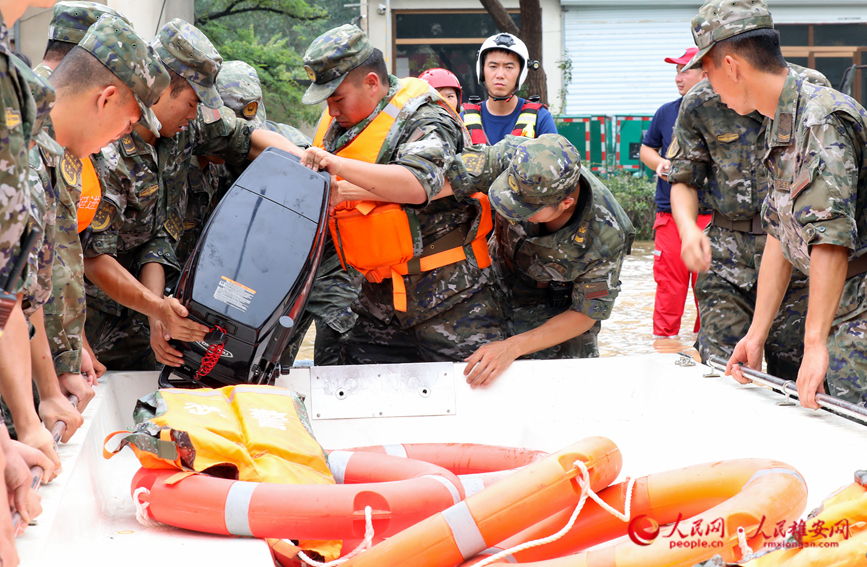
[
  {"left": 48, "top": 2, "right": 130, "bottom": 44},
  {"left": 152, "top": 19, "right": 223, "bottom": 109},
  {"left": 302, "top": 24, "right": 374, "bottom": 105},
  {"left": 216, "top": 60, "right": 266, "bottom": 126},
  {"left": 489, "top": 134, "right": 582, "bottom": 222},
  {"left": 682, "top": 0, "right": 774, "bottom": 72},
  {"left": 78, "top": 14, "right": 171, "bottom": 137}
]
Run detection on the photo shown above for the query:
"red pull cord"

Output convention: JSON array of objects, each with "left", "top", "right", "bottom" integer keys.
[{"left": 195, "top": 325, "right": 226, "bottom": 380}]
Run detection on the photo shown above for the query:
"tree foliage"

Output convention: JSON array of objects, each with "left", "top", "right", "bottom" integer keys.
[{"left": 196, "top": 0, "right": 364, "bottom": 127}]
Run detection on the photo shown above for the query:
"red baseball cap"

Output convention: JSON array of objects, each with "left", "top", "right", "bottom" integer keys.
[{"left": 664, "top": 47, "right": 699, "bottom": 65}]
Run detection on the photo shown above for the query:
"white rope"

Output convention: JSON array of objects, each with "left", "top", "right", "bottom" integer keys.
[
  {"left": 473, "top": 461, "right": 636, "bottom": 567},
  {"left": 296, "top": 506, "right": 375, "bottom": 566},
  {"left": 737, "top": 526, "right": 754, "bottom": 557},
  {"left": 133, "top": 487, "right": 163, "bottom": 528}
]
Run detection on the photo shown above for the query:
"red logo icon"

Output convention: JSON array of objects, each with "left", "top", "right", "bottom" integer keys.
[{"left": 628, "top": 514, "right": 660, "bottom": 546}]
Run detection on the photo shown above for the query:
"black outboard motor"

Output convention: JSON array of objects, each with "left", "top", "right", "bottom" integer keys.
[{"left": 158, "top": 148, "right": 330, "bottom": 389}]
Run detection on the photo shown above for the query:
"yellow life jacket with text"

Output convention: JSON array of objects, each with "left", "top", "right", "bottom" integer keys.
[
  {"left": 77, "top": 157, "right": 101, "bottom": 233},
  {"left": 314, "top": 77, "right": 493, "bottom": 312}
]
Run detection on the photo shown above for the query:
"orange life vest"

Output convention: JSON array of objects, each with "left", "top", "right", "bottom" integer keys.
[
  {"left": 77, "top": 157, "right": 101, "bottom": 233},
  {"left": 462, "top": 100, "right": 546, "bottom": 145},
  {"left": 314, "top": 77, "right": 493, "bottom": 312}
]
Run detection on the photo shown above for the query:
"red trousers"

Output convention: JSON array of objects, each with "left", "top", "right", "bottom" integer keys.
[{"left": 652, "top": 211, "right": 711, "bottom": 337}]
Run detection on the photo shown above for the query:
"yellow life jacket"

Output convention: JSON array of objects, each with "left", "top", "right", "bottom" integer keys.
[{"left": 314, "top": 77, "right": 493, "bottom": 312}]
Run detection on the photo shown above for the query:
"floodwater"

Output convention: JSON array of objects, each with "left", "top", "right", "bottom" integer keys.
[{"left": 296, "top": 241, "right": 701, "bottom": 361}]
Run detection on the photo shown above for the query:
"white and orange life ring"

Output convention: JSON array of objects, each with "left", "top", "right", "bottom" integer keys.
[
  {"left": 458, "top": 459, "right": 807, "bottom": 567},
  {"left": 339, "top": 436, "right": 623, "bottom": 567},
  {"left": 336, "top": 443, "right": 549, "bottom": 496}
]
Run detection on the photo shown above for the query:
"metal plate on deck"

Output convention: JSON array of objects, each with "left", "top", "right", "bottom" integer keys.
[{"left": 308, "top": 362, "right": 455, "bottom": 419}]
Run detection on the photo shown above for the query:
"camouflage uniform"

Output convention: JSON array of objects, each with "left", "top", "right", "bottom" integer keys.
[
  {"left": 83, "top": 20, "right": 255, "bottom": 370},
  {"left": 0, "top": 16, "right": 37, "bottom": 295},
  {"left": 45, "top": 15, "right": 169, "bottom": 374},
  {"left": 449, "top": 135, "right": 635, "bottom": 358},
  {"left": 762, "top": 71, "right": 867, "bottom": 406},
  {"left": 20, "top": 65, "right": 60, "bottom": 317},
  {"left": 303, "top": 25, "right": 504, "bottom": 364},
  {"left": 667, "top": 76, "right": 812, "bottom": 379}
]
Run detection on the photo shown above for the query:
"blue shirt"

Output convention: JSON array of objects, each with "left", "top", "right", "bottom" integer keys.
[
  {"left": 643, "top": 98, "right": 682, "bottom": 213},
  {"left": 463, "top": 97, "right": 558, "bottom": 145}
]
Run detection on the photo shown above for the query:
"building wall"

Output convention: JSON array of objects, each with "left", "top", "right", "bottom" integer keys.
[
  {"left": 561, "top": 0, "right": 867, "bottom": 115},
  {"left": 366, "top": 0, "right": 564, "bottom": 111},
  {"left": 15, "top": 0, "right": 194, "bottom": 65}
]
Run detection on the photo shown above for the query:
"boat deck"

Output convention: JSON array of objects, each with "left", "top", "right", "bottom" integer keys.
[{"left": 21, "top": 354, "right": 867, "bottom": 566}]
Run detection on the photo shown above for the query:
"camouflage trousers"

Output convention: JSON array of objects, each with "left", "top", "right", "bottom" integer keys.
[
  {"left": 280, "top": 252, "right": 359, "bottom": 367},
  {"left": 85, "top": 305, "right": 156, "bottom": 371},
  {"left": 695, "top": 269, "right": 807, "bottom": 380},
  {"left": 509, "top": 304, "right": 600, "bottom": 359},
  {"left": 827, "top": 312, "right": 867, "bottom": 407},
  {"left": 343, "top": 286, "right": 505, "bottom": 365}
]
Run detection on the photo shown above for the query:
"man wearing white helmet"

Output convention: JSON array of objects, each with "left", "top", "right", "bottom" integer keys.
[{"left": 462, "top": 32, "right": 557, "bottom": 145}]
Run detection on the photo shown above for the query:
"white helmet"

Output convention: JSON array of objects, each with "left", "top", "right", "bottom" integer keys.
[{"left": 476, "top": 33, "right": 530, "bottom": 91}]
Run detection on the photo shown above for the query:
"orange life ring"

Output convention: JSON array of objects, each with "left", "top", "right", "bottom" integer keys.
[
  {"left": 459, "top": 459, "right": 807, "bottom": 566},
  {"left": 339, "top": 436, "right": 622, "bottom": 567},
  {"left": 336, "top": 443, "right": 549, "bottom": 497},
  {"left": 132, "top": 449, "right": 467, "bottom": 540}
]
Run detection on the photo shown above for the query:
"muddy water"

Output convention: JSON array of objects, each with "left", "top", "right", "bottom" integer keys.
[{"left": 296, "top": 241, "right": 700, "bottom": 361}]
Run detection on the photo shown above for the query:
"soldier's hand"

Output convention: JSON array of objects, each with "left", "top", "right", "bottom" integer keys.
[
  {"left": 680, "top": 226, "right": 711, "bottom": 272},
  {"left": 5, "top": 441, "right": 45, "bottom": 529},
  {"left": 37, "top": 393, "right": 84, "bottom": 443},
  {"left": 149, "top": 318, "right": 184, "bottom": 367},
  {"left": 302, "top": 147, "right": 342, "bottom": 176},
  {"left": 655, "top": 159, "right": 671, "bottom": 180},
  {"left": 797, "top": 343, "right": 829, "bottom": 410},
  {"left": 58, "top": 372, "right": 95, "bottom": 413},
  {"left": 15, "top": 425, "right": 60, "bottom": 482},
  {"left": 0, "top": 470, "right": 18, "bottom": 565},
  {"left": 726, "top": 336, "right": 765, "bottom": 384},
  {"left": 158, "top": 297, "right": 208, "bottom": 342},
  {"left": 81, "top": 347, "right": 105, "bottom": 384},
  {"left": 464, "top": 341, "right": 520, "bottom": 388}
]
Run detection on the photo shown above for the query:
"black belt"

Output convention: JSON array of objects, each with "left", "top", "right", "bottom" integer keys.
[{"left": 711, "top": 210, "right": 764, "bottom": 235}]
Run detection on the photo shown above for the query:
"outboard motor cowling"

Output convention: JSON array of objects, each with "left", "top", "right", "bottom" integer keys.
[{"left": 159, "top": 148, "right": 330, "bottom": 388}]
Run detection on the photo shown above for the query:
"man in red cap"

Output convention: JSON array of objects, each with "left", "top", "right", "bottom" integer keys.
[{"left": 640, "top": 47, "right": 710, "bottom": 339}]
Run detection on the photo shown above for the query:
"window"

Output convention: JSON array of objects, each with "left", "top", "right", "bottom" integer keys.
[
  {"left": 778, "top": 23, "right": 867, "bottom": 107},
  {"left": 394, "top": 11, "right": 520, "bottom": 100}
]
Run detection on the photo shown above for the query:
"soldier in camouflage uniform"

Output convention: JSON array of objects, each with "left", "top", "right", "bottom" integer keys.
[
  {"left": 447, "top": 135, "right": 634, "bottom": 386},
  {"left": 14, "top": 63, "right": 87, "bottom": 443},
  {"left": 301, "top": 25, "right": 505, "bottom": 364},
  {"left": 683, "top": 0, "right": 867, "bottom": 409},
  {"left": 667, "top": 7, "right": 830, "bottom": 379},
  {"left": 83, "top": 19, "right": 305, "bottom": 371}
]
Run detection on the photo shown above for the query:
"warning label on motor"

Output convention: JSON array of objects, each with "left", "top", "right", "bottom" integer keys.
[{"left": 214, "top": 276, "right": 256, "bottom": 312}]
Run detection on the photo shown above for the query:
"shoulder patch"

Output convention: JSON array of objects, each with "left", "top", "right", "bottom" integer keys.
[
  {"left": 665, "top": 136, "right": 680, "bottom": 159},
  {"left": 463, "top": 153, "right": 486, "bottom": 176},
  {"left": 573, "top": 220, "right": 591, "bottom": 245},
  {"left": 582, "top": 281, "right": 609, "bottom": 300},
  {"left": 717, "top": 132, "right": 739, "bottom": 143},
  {"left": 163, "top": 208, "right": 183, "bottom": 241},
  {"left": 60, "top": 152, "right": 82, "bottom": 187},
  {"left": 140, "top": 184, "right": 159, "bottom": 198},
  {"left": 5, "top": 108, "right": 21, "bottom": 130},
  {"left": 202, "top": 107, "right": 222, "bottom": 125},
  {"left": 776, "top": 113, "right": 794, "bottom": 143},
  {"left": 183, "top": 220, "right": 197, "bottom": 230},
  {"left": 243, "top": 101, "right": 258, "bottom": 119},
  {"left": 90, "top": 204, "right": 112, "bottom": 231},
  {"left": 121, "top": 135, "right": 137, "bottom": 155}
]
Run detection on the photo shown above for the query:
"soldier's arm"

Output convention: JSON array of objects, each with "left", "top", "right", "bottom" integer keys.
[
  {"left": 83, "top": 255, "right": 208, "bottom": 342},
  {"left": 0, "top": 296, "right": 62, "bottom": 474},
  {"left": 28, "top": 307, "right": 86, "bottom": 441},
  {"left": 464, "top": 309, "right": 596, "bottom": 388},
  {"left": 445, "top": 136, "right": 526, "bottom": 200},
  {"left": 191, "top": 106, "right": 303, "bottom": 163}
]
